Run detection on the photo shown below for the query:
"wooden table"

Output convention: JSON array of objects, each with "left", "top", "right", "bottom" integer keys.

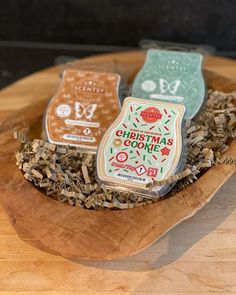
[{"left": 0, "top": 51, "right": 236, "bottom": 294}]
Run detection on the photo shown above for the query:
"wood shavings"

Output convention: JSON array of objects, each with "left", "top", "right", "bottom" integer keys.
[
  {"left": 15, "top": 89, "right": 236, "bottom": 210},
  {"left": 81, "top": 166, "right": 90, "bottom": 184},
  {"left": 31, "top": 169, "right": 44, "bottom": 180},
  {"left": 216, "top": 155, "right": 236, "bottom": 165},
  {"left": 148, "top": 168, "right": 193, "bottom": 188},
  {"left": 13, "top": 130, "right": 29, "bottom": 144}
]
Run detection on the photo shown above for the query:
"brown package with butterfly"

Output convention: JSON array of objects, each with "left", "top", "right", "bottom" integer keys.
[{"left": 44, "top": 69, "right": 121, "bottom": 153}]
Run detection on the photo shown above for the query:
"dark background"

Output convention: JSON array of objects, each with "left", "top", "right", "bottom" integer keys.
[{"left": 0, "top": 0, "right": 236, "bottom": 88}]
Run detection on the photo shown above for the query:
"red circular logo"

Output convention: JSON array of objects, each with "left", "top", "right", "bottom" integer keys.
[
  {"left": 116, "top": 152, "right": 128, "bottom": 163},
  {"left": 140, "top": 107, "right": 162, "bottom": 123}
]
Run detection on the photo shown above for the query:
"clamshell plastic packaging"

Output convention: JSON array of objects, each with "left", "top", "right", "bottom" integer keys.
[
  {"left": 132, "top": 49, "right": 206, "bottom": 120},
  {"left": 44, "top": 61, "right": 127, "bottom": 153},
  {"left": 97, "top": 97, "right": 186, "bottom": 197}
]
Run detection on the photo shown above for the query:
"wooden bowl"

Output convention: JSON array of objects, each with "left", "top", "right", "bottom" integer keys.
[{"left": 0, "top": 51, "right": 235, "bottom": 260}]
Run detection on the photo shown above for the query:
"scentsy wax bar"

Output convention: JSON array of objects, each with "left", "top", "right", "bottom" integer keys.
[
  {"left": 132, "top": 49, "right": 205, "bottom": 119},
  {"left": 97, "top": 97, "right": 186, "bottom": 197},
  {"left": 45, "top": 69, "right": 121, "bottom": 153}
]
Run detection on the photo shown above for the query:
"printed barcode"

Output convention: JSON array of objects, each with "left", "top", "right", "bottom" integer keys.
[
  {"left": 63, "top": 134, "right": 95, "bottom": 142},
  {"left": 116, "top": 173, "right": 147, "bottom": 183}
]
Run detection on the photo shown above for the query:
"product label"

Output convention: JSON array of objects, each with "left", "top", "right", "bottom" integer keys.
[
  {"left": 45, "top": 69, "right": 121, "bottom": 152},
  {"left": 97, "top": 97, "right": 185, "bottom": 193},
  {"left": 132, "top": 49, "right": 205, "bottom": 119}
]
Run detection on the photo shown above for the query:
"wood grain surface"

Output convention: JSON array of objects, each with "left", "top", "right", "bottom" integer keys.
[{"left": 0, "top": 51, "right": 236, "bottom": 294}]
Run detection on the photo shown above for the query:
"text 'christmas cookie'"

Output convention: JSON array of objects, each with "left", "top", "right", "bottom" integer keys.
[
  {"left": 97, "top": 97, "right": 186, "bottom": 196},
  {"left": 132, "top": 49, "right": 205, "bottom": 119},
  {"left": 45, "top": 69, "right": 121, "bottom": 153}
]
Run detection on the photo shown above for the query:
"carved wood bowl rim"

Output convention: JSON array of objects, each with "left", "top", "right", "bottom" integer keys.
[{"left": 0, "top": 51, "right": 235, "bottom": 260}]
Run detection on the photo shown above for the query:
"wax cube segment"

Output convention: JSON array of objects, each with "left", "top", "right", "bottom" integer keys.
[{"left": 132, "top": 49, "right": 205, "bottom": 119}]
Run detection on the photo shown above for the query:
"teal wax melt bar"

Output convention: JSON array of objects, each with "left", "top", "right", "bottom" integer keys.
[{"left": 132, "top": 49, "right": 205, "bottom": 119}]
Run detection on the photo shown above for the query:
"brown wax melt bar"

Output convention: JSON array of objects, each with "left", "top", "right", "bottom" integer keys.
[{"left": 45, "top": 69, "right": 121, "bottom": 153}]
